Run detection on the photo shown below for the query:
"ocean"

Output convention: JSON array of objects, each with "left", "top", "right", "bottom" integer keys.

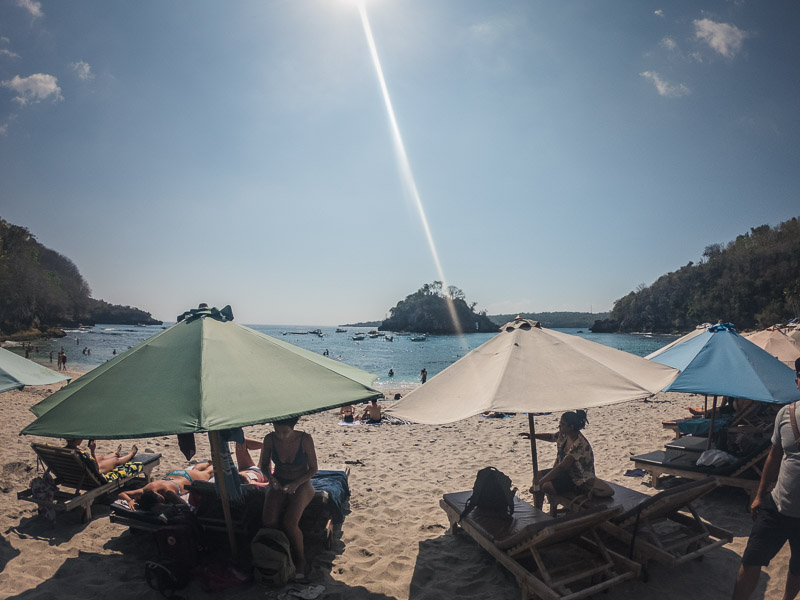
[{"left": 18, "top": 324, "right": 678, "bottom": 394}]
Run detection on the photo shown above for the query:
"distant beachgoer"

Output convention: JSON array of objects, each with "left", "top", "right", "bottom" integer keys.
[
  {"left": 388, "top": 368, "right": 394, "bottom": 377},
  {"left": 87, "top": 348, "right": 91, "bottom": 356},
  {"left": 394, "top": 393, "right": 402, "bottom": 400},
  {"left": 361, "top": 399, "right": 382, "bottom": 424},
  {"left": 112, "top": 349, "right": 117, "bottom": 355},
  {"left": 82, "top": 347, "right": 87, "bottom": 355},
  {"left": 521, "top": 410, "right": 595, "bottom": 497},
  {"left": 25, "top": 347, "right": 30, "bottom": 359},
  {"left": 260, "top": 417, "right": 318, "bottom": 577},
  {"left": 420, "top": 368, "right": 427, "bottom": 384},
  {"left": 49, "top": 350, "right": 53, "bottom": 363},
  {"left": 731, "top": 361, "right": 800, "bottom": 600},
  {"left": 323, "top": 349, "right": 329, "bottom": 356},
  {"left": 61, "top": 352, "right": 67, "bottom": 369},
  {"left": 76, "top": 337, "right": 79, "bottom": 345},
  {"left": 340, "top": 405, "right": 356, "bottom": 423}
]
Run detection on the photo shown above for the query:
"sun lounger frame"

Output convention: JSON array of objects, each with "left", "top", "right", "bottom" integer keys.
[
  {"left": 18, "top": 443, "right": 161, "bottom": 522},
  {"left": 546, "top": 478, "right": 732, "bottom": 569},
  {"left": 440, "top": 492, "right": 639, "bottom": 600}
]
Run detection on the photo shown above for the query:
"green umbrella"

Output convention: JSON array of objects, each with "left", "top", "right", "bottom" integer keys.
[
  {"left": 0, "top": 347, "right": 70, "bottom": 393},
  {"left": 23, "top": 306, "right": 381, "bottom": 439}
]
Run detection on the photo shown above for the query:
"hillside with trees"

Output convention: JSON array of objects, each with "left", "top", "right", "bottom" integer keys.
[
  {"left": 591, "top": 217, "right": 800, "bottom": 333},
  {"left": 380, "top": 281, "right": 497, "bottom": 334},
  {"left": 0, "top": 218, "right": 161, "bottom": 338}
]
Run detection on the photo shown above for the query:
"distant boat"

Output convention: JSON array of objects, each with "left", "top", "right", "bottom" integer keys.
[
  {"left": 352, "top": 334, "right": 366, "bottom": 341},
  {"left": 289, "top": 331, "right": 308, "bottom": 335},
  {"left": 308, "top": 329, "right": 323, "bottom": 337},
  {"left": 336, "top": 328, "right": 347, "bottom": 333},
  {"left": 385, "top": 335, "right": 393, "bottom": 342},
  {"left": 410, "top": 334, "right": 427, "bottom": 342}
]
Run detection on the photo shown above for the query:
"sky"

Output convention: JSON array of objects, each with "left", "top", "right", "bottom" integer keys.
[{"left": 1, "top": 0, "right": 798, "bottom": 325}]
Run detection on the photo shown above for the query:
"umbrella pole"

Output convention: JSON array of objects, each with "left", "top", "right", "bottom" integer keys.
[
  {"left": 210, "top": 431, "right": 239, "bottom": 561},
  {"left": 703, "top": 394, "right": 708, "bottom": 416},
  {"left": 528, "top": 414, "right": 543, "bottom": 509},
  {"left": 706, "top": 395, "right": 718, "bottom": 451}
]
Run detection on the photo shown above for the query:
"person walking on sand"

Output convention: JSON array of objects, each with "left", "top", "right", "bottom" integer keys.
[
  {"left": 731, "top": 358, "right": 800, "bottom": 600},
  {"left": 420, "top": 368, "right": 427, "bottom": 384}
]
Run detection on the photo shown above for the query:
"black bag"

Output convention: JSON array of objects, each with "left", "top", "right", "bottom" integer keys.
[
  {"left": 145, "top": 559, "right": 191, "bottom": 598},
  {"left": 459, "top": 466, "right": 517, "bottom": 521}
]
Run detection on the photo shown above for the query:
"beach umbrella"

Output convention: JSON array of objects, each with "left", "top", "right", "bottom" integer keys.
[
  {"left": 21, "top": 304, "right": 382, "bottom": 555},
  {"left": 386, "top": 317, "right": 679, "bottom": 497},
  {"left": 645, "top": 324, "right": 711, "bottom": 360},
  {"left": 648, "top": 323, "right": 799, "bottom": 404},
  {"left": 743, "top": 327, "right": 800, "bottom": 369},
  {"left": 0, "top": 346, "right": 70, "bottom": 393}
]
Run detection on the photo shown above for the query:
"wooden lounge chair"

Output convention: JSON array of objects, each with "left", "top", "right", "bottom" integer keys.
[
  {"left": 440, "top": 490, "right": 640, "bottom": 600},
  {"left": 18, "top": 443, "right": 161, "bottom": 522},
  {"left": 630, "top": 439, "right": 771, "bottom": 504},
  {"left": 546, "top": 478, "right": 733, "bottom": 570}
]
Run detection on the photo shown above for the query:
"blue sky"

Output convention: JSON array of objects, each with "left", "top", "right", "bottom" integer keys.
[{"left": 1, "top": 0, "right": 798, "bottom": 325}]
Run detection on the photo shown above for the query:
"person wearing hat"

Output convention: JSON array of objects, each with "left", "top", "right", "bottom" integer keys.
[{"left": 732, "top": 357, "right": 800, "bottom": 599}]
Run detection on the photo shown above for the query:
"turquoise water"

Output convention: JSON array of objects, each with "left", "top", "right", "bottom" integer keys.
[{"left": 21, "top": 324, "right": 678, "bottom": 394}]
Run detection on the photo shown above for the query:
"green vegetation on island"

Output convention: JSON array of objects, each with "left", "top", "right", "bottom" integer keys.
[
  {"left": 489, "top": 311, "right": 610, "bottom": 329},
  {"left": 0, "top": 218, "right": 162, "bottom": 339},
  {"left": 591, "top": 217, "right": 800, "bottom": 333},
  {"left": 379, "top": 281, "right": 497, "bottom": 334}
]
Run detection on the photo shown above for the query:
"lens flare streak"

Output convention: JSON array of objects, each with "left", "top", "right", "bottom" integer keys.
[{"left": 358, "top": 4, "right": 464, "bottom": 338}]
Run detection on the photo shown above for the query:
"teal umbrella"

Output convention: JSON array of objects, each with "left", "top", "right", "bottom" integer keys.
[
  {"left": 23, "top": 305, "right": 381, "bottom": 439},
  {"left": 0, "top": 347, "right": 69, "bottom": 393}
]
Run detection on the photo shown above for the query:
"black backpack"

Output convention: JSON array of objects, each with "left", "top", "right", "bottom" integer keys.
[{"left": 459, "top": 466, "right": 517, "bottom": 521}]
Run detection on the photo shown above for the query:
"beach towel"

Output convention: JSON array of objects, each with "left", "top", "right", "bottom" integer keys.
[{"left": 311, "top": 470, "right": 350, "bottom": 524}]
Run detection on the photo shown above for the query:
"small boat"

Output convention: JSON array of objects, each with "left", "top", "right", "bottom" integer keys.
[
  {"left": 410, "top": 334, "right": 427, "bottom": 342},
  {"left": 308, "top": 329, "right": 323, "bottom": 337},
  {"left": 288, "top": 331, "right": 308, "bottom": 335},
  {"left": 384, "top": 335, "right": 393, "bottom": 342},
  {"left": 336, "top": 328, "right": 347, "bottom": 333},
  {"left": 368, "top": 332, "right": 380, "bottom": 338},
  {"left": 352, "top": 334, "right": 366, "bottom": 341}
]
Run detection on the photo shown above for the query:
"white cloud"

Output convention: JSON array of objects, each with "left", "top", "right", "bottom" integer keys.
[
  {"left": 16, "top": 0, "right": 43, "bottom": 18},
  {"left": 70, "top": 61, "right": 94, "bottom": 81},
  {"left": 1, "top": 73, "right": 63, "bottom": 106},
  {"left": 0, "top": 123, "right": 7, "bottom": 136},
  {"left": 1, "top": 48, "right": 20, "bottom": 59},
  {"left": 640, "top": 71, "right": 690, "bottom": 98},
  {"left": 694, "top": 18, "right": 747, "bottom": 58},
  {"left": 654, "top": 10, "right": 664, "bottom": 17},
  {"left": 661, "top": 37, "right": 677, "bottom": 51}
]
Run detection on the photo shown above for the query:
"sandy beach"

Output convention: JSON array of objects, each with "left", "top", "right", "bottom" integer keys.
[{"left": 0, "top": 369, "right": 790, "bottom": 599}]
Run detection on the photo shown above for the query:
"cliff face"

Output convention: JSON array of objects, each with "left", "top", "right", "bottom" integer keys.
[
  {"left": 0, "top": 218, "right": 161, "bottom": 337},
  {"left": 379, "top": 282, "right": 497, "bottom": 334}
]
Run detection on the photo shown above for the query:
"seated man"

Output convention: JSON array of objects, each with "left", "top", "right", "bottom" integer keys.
[
  {"left": 118, "top": 461, "right": 213, "bottom": 511},
  {"left": 236, "top": 437, "right": 269, "bottom": 484},
  {"left": 361, "top": 399, "right": 382, "bottom": 424}
]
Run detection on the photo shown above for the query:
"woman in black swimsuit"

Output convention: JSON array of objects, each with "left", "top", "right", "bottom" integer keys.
[{"left": 260, "top": 417, "right": 318, "bottom": 576}]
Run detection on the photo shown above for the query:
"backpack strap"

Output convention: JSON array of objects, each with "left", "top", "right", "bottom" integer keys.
[{"left": 789, "top": 402, "right": 800, "bottom": 446}]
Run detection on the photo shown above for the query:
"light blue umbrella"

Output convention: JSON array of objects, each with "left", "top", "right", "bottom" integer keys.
[
  {"left": 649, "top": 323, "right": 800, "bottom": 404},
  {"left": 0, "top": 347, "right": 70, "bottom": 393}
]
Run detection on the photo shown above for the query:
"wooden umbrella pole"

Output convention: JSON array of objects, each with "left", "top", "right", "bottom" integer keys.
[
  {"left": 706, "top": 395, "right": 718, "bottom": 451},
  {"left": 528, "top": 414, "right": 544, "bottom": 509},
  {"left": 703, "top": 394, "right": 708, "bottom": 415},
  {"left": 210, "top": 430, "right": 238, "bottom": 560}
]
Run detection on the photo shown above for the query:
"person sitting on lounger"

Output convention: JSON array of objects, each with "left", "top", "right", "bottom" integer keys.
[
  {"left": 235, "top": 437, "right": 269, "bottom": 484},
  {"left": 260, "top": 417, "right": 318, "bottom": 578},
  {"left": 64, "top": 439, "right": 139, "bottom": 475},
  {"left": 117, "top": 461, "right": 214, "bottom": 511},
  {"left": 685, "top": 396, "right": 752, "bottom": 417},
  {"left": 361, "top": 399, "right": 382, "bottom": 424},
  {"left": 520, "top": 410, "right": 595, "bottom": 496}
]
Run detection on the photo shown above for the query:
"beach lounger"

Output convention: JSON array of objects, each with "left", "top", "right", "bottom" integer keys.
[
  {"left": 440, "top": 490, "right": 639, "bottom": 600},
  {"left": 630, "top": 439, "right": 771, "bottom": 503},
  {"left": 18, "top": 443, "right": 161, "bottom": 522},
  {"left": 546, "top": 478, "right": 733, "bottom": 569}
]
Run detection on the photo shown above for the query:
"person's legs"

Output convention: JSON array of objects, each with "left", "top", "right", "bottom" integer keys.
[
  {"left": 235, "top": 442, "right": 256, "bottom": 470},
  {"left": 262, "top": 487, "right": 286, "bottom": 528},
  {"left": 783, "top": 573, "right": 800, "bottom": 600},
  {"left": 281, "top": 481, "right": 315, "bottom": 572},
  {"left": 732, "top": 564, "right": 763, "bottom": 600}
]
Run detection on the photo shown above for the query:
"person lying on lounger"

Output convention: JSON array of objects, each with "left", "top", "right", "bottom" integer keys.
[
  {"left": 260, "top": 416, "right": 318, "bottom": 579},
  {"left": 520, "top": 410, "right": 595, "bottom": 496},
  {"left": 64, "top": 439, "right": 138, "bottom": 475},
  {"left": 235, "top": 437, "right": 269, "bottom": 484},
  {"left": 685, "top": 396, "right": 753, "bottom": 417},
  {"left": 117, "top": 461, "right": 214, "bottom": 511},
  {"left": 340, "top": 405, "right": 356, "bottom": 423}
]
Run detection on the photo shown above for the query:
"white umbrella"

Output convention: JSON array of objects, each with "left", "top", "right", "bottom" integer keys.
[
  {"left": 743, "top": 327, "right": 800, "bottom": 369},
  {"left": 387, "top": 318, "right": 679, "bottom": 491}
]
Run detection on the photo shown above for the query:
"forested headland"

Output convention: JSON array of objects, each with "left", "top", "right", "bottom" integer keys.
[
  {"left": 591, "top": 217, "right": 800, "bottom": 333},
  {"left": 379, "top": 281, "right": 497, "bottom": 334},
  {"left": 0, "top": 218, "right": 161, "bottom": 339}
]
